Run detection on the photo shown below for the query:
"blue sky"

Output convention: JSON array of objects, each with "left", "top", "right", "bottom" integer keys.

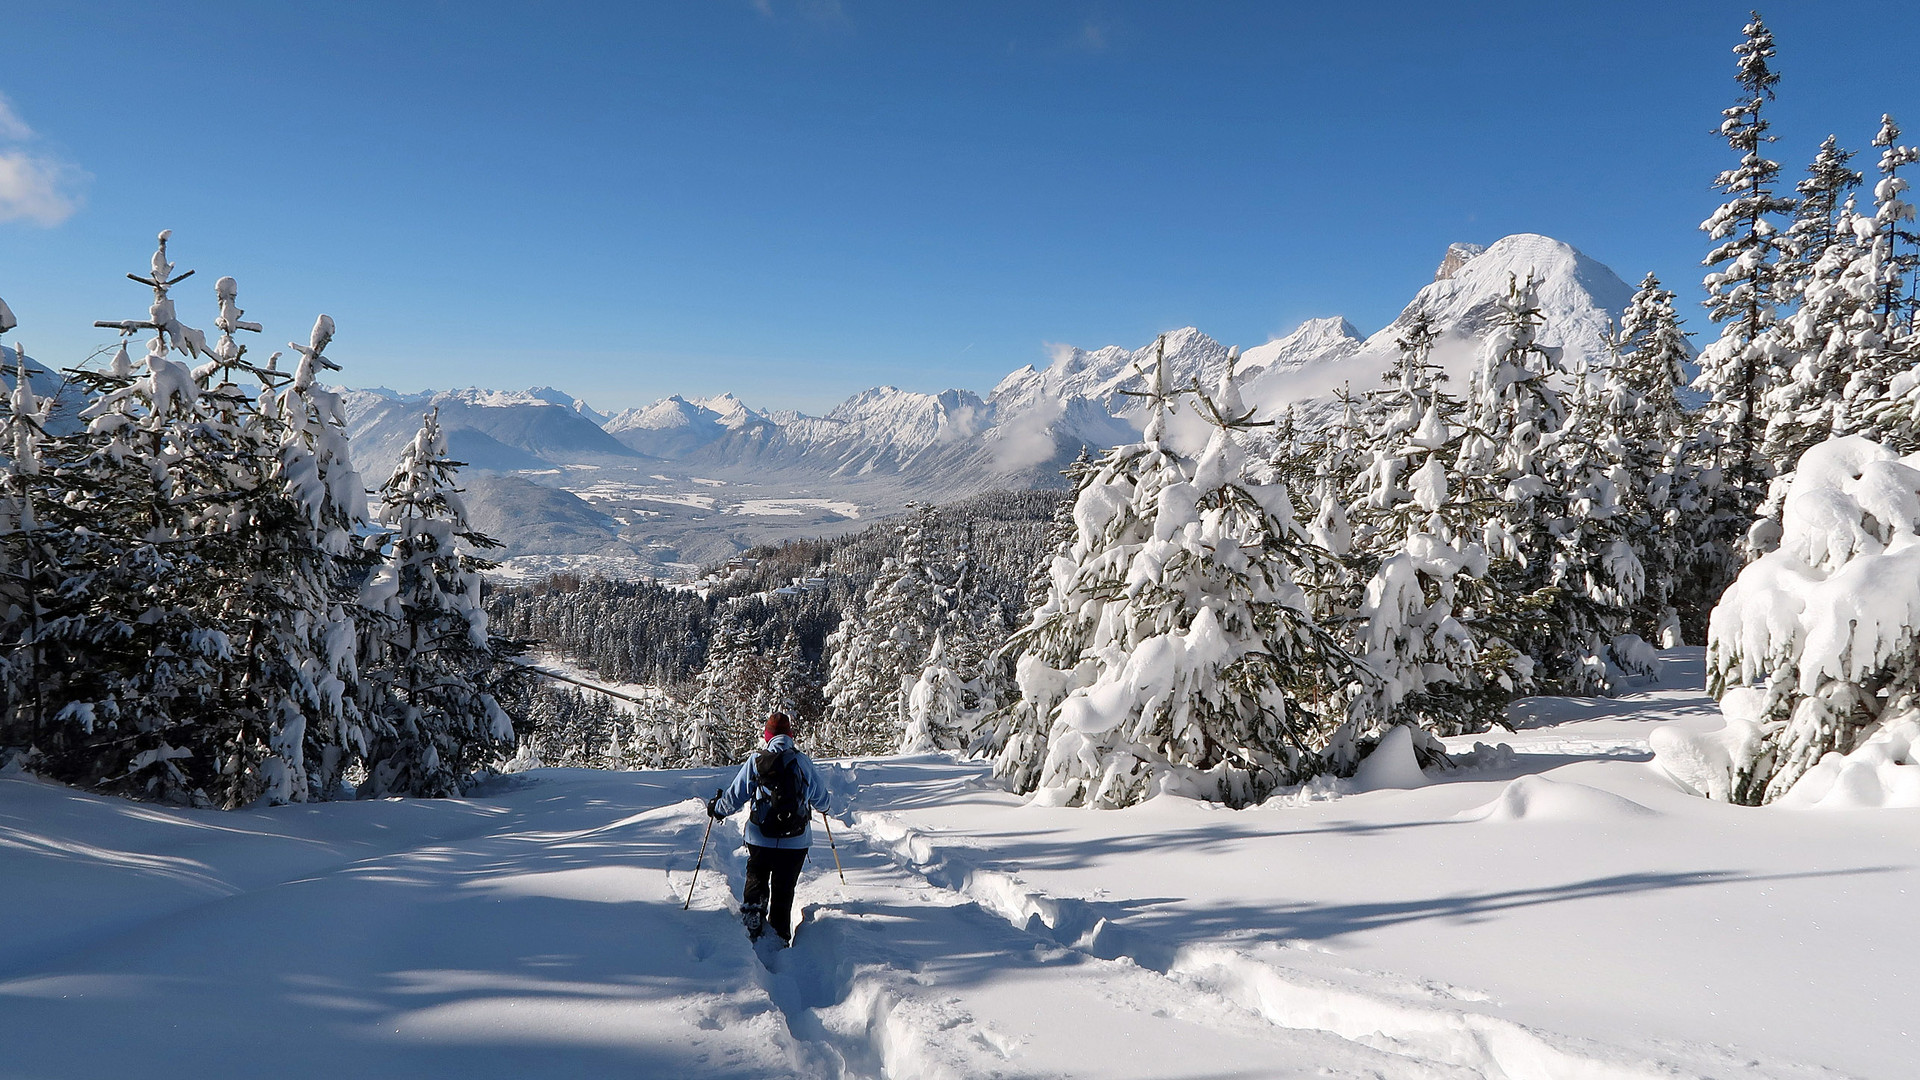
[{"left": 2, "top": 2, "right": 1916, "bottom": 414}]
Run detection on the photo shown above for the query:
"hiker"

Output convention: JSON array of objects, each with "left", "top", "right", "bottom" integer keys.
[{"left": 705, "top": 711, "right": 831, "bottom": 944}]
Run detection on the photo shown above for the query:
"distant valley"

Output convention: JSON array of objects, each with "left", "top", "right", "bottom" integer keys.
[{"left": 340, "top": 233, "right": 1640, "bottom": 581}]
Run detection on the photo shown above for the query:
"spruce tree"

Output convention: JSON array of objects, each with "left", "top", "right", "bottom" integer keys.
[
  {"left": 822, "top": 503, "right": 950, "bottom": 754},
  {"left": 358, "top": 409, "right": 517, "bottom": 796},
  {"left": 985, "top": 451, "right": 1092, "bottom": 780},
  {"left": 1550, "top": 350, "right": 1648, "bottom": 690},
  {"left": 1336, "top": 313, "right": 1525, "bottom": 743},
  {"left": 1611, "top": 274, "right": 1699, "bottom": 644},
  {"left": 1000, "top": 344, "right": 1353, "bottom": 808},
  {"left": 1695, "top": 12, "right": 1796, "bottom": 572},
  {"left": 1844, "top": 116, "right": 1920, "bottom": 433},
  {"left": 902, "top": 630, "right": 969, "bottom": 753}
]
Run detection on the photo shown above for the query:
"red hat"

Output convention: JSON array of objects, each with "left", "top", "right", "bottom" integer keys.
[{"left": 763, "top": 712, "right": 792, "bottom": 741}]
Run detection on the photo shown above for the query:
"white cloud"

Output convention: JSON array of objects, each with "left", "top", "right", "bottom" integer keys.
[
  {"left": 0, "top": 93, "right": 83, "bottom": 226},
  {"left": 0, "top": 95, "right": 34, "bottom": 141},
  {"left": 0, "top": 151, "right": 84, "bottom": 226}
]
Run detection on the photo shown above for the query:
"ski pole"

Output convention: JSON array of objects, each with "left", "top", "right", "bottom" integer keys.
[
  {"left": 821, "top": 810, "right": 846, "bottom": 884},
  {"left": 683, "top": 788, "right": 721, "bottom": 910}
]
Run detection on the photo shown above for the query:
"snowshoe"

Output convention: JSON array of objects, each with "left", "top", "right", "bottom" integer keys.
[{"left": 741, "top": 902, "right": 766, "bottom": 941}]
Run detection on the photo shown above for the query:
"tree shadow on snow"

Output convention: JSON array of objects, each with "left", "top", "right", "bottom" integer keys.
[{"left": 1071, "top": 864, "right": 1898, "bottom": 972}]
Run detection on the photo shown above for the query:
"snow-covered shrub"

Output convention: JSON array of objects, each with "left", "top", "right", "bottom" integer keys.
[{"left": 1679, "top": 435, "right": 1920, "bottom": 804}]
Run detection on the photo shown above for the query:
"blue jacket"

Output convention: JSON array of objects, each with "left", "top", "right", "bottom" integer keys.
[{"left": 710, "top": 735, "right": 831, "bottom": 849}]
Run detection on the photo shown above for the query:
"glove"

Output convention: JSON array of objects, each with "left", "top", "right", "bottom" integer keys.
[{"left": 706, "top": 796, "right": 724, "bottom": 820}]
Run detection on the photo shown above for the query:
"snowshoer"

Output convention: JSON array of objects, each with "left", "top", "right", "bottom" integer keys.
[{"left": 705, "top": 712, "right": 831, "bottom": 944}]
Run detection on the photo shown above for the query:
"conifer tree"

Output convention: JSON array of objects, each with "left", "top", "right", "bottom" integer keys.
[
  {"left": 902, "top": 630, "right": 969, "bottom": 753},
  {"left": 1549, "top": 351, "right": 1648, "bottom": 690},
  {"left": 358, "top": 409, "right": 516, "bottom": 796},
  {"left": 0, "top": 326, "right": 60, "bottom": 764},
  {"left": 984, "top": 451, "right": 1092, "bottom": 778},
  {"left": 1336, "top": 314, "right": 1524, "bottom": 742},
  {"left": 1844, "top": 116, "right": 1920, "bottom": 432},
  {"left": 1780, "top": 134, "right": 1863, "bottom": 299},
  {"left": 1695, "top": 12, "right": 1797, "bottom": 568},
  {"left": 1454, "top": 274, "right": 1572, "bottom": 682},
  {"left": 1000, "top": 344, "right": 1353, "bottom": 808},
  {"left": 822, "top": 503, "right": 950, "bottom": 754},
  {"left": 1610, "top": 275, "right": 1699, "bottom": 644},
  {"left": 684, "top": 612, "right": 771, "bottom": 763}
]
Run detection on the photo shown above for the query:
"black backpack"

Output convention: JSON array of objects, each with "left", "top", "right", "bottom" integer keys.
[{"left": 749, "top": 747, "right": 809, "bottom": 840}]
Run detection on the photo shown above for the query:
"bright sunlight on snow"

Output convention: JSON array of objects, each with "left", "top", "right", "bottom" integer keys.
[{"left": 3, "top": 651, "right": 1912, "bottom": 1079}]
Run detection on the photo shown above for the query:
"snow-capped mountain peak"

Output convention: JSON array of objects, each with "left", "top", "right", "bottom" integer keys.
[
  {"left": 1241, "top": 233, "right": 1638, "bottom": 423},
  {"left": 691, "top": 392, "right": 755, "bottom": 419},
  {"left": 1361, "top": 232, "right": 1632, "bottom": 362},
  {"left": 1239, "top": 316, "right": 1365, "bottom": 376}
]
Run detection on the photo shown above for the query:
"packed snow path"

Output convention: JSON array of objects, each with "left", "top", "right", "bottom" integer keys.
[{"left": 3, "top": 652, "right": 1912, "bottom": 1078}]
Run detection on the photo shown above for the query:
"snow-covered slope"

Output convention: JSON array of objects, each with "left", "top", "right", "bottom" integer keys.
[
  {"left": 3, "top": 650, "right": 1908, "bottom": 1078},
  {"left": 782, "top": 386, "right": 994, "bottom": 476},
  {"left": 1237, "top": 315, "right": 1365, "bottom": 375}
]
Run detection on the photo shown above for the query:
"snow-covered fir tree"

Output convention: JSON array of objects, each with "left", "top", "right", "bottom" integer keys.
[
  {"left": 901, "top": 631, "right": 970, "bottom": 753},
  {"left": 1764, "top": 137, "right": 1866, "bottom": 478},
  {"left": 1693, "top": 436, "right": 1920, "bottom": 804},
  {"left": 1455, "top": 273, "right": 1578, "bottom": 687},
  {"left": 0, "top": 233, "right": 471, "bottom": 805},
  {"left": 683, "top": 612, "right": 771, "bottom": 764},
  {"left": 998, "top": 343, "right": 1353, "bottom": 808},
  {"left": 1694, "top": 12, "right": 1797, "bottom": 573},
  {"left": 822, "top": 503, "right": 951, "bottom": 754},
  {"left": 983, "top": 453, "right": 1092, "bottom": 781},
  {"left": 358, "top": 409, "right": 518, "bottom": 797},
  {"left": 1608, "top": 274, "right": 1698, "bottom": 645},
  {"left": 1549, "top": 349, "right": 1651, "bottom": 689},
  {"left": 0, "top": 327, "right": 59, "bottom": 764},
  {"left": 1842, "top": 116, "right": 1920, "bottom": 437},
  {"left": 1324, "top": 314, "right": 1529, "bottom": 747}
]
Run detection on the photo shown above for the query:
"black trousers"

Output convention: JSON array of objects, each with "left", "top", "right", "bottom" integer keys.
[{"left": 742, "top": 844, "right": 809, "bottom": 941}]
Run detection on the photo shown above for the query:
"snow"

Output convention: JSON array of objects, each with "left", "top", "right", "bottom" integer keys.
[
  {"left": 1774, "top": 713, "right": 1920, "bottom": 809},
  {"left": 639, "top": 492, "right": 717, "bottom": 510},
  {"left": 1350, "top": 724, "right": 1430, "bottom": 790},
  {"left": 486, "top": 553, "right": 698, "bottom": 585},
  {"left": 729, "top": 498, "right": 861, "bottom": 519},
  {"left": 3, "top": 650, "right": 1912, "bottom": 1078},
  {"left": 1458, "top": 774, "right": 1658, "bottom": 822}
]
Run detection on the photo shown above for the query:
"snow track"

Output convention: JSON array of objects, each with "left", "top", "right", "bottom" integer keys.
[
  {"left": 696, "top": 795, "right": 1490, "bottom": 1079},
  {"left": 843, "top": 804, "right": 1852, "bottom": 1080}
]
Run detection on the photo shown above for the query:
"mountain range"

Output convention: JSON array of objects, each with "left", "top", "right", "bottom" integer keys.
[{"left": 338, "top": 233, "right": 1642, "bottom": 580}]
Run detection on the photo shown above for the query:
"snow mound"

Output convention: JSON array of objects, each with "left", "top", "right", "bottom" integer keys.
[
  {"left": 1776, "top": 712, "right": 1920, "bottom": 809},
  {"left": 1461, "top": 775, "right": 1658, "bottom": 822},
  {"left": 1649, "top": 688, "right": 1764, "bottom": 801},
  {"left": 1350, "top": 725, "right": 1429, "bottom": 791}
]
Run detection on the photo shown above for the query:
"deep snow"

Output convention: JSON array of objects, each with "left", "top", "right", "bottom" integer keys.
[{"left": 3, "top": 650, "right": 1912, "bottom": 1079}]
